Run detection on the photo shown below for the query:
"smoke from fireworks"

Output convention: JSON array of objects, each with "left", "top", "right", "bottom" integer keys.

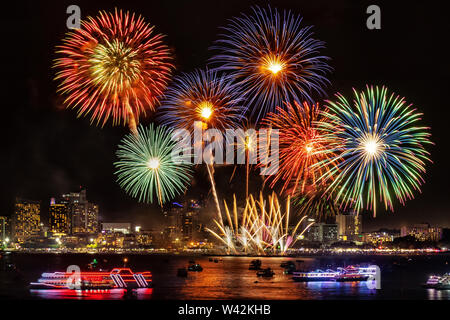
[
  {"left": 210, "top": 5, "right": 331, "bottom": 122},
  {"left": 317, "top": 86, "right": 433, "bottom": 216},
  {"left": 206, "top": 193, "right": 314, "bottom": 255},
  {"left": 114, "top": 124, "right": 192, "bottom": 205},
  {"left": 54, "top": 9, "right": 174, "bottom": 133}
]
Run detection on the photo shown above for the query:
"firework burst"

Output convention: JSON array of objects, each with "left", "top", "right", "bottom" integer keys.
[
  {"left": 158, "top": 69, "right": 242, "bottom": 132},
  {"left": 261, "top": 101, "right": 337, "bottom": 196},
  {"left": 114, "top": 124, "right": 192, "bottom": 205},
  {"left": 210, "top": 5, "right": 331, "bottom": 121},
  {"left": 317, "top": 86, "right": 433, "bottom": 216},
  {"left": 206, "top": 193, "right": 314, "bottom": 255},
  {"left": 54, "top": 9, "right": 174, "bottom": 133}
]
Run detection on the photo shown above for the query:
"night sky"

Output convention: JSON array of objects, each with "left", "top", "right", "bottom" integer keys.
[{"left": 2, "top": 0, "right": 449, "bottom": 231}]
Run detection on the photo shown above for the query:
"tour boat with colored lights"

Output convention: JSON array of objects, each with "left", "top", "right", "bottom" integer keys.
[
  {"left": 29, "top": 268, "right": 152, "bottom": 290},
  {"left": 292, "top": 269, "right": 339, "bottom": 282},
  {"left": 293, "top": 266, "right": 377, "bottom": 282},
  {"left": 423, "top": 273, "right": 450, "bottom": 290}
]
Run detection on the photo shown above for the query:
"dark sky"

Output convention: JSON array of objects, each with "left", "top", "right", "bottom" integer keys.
[{"left": 2, "top": 0, "right": 449, "bottom": 231}]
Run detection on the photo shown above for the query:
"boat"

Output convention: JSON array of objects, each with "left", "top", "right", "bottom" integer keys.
[
  {"left": 29, "top": 268, "right": 152, "bottom": 290},
  {"left": 280, "top": 261, "right": 295, "bottom": 268},
  {"left": 292, "top": 265, "right": 376, "bottom": 282},
  {"left": 423, "top": 273, "right": 450, "bottom": 290},
  {"left": 187, "top": 264, "right": 203, "bottom": 272},
  {"left": 335, "top": 266, "right": 369, "bottom": 282},
  {"left": 284, "top": 264, "right": 297, "bottom": 275},
  {"left": 177, "top": 267, "right": 188, "bottom": 277},
  {"left": 256, "top": 268, "right": 274, "bottom": 277},
  {"left": 249, "top": 259, "right": 262, "bottom": 270},
  {"left": 292, "top": 269, "right": 339, "bottom": 282}
]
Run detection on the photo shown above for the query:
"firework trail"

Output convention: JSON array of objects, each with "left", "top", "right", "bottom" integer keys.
[
  {"left": 159, "top": 69, "right": 242, "bottom": 221},
  {"left": 54, "top": 9, "right": 174, "bottom": 134}
]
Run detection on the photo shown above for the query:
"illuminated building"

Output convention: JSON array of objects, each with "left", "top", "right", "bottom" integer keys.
[
  {"left": 335, "top": 213, "right": 362, "bottom": 241},
  {"left": 362, "top": 232, "right": 394, "bottom": 245},
  {"left": 0, "top": 216, "right": 9, "bottom": 241},
  {"left": 12, "top": 198, "right": 41, "bottom": 243},
  {"left": 60, "top": 189, "right": 99, "bottom": 235},
  {"left": 101, "top": 222, "right": 131, "bottom": 234},
  {"left": 400, "top": 224, "right": 443, "bottom": 242},
  {"left": 49, "top": 199, "right": 69, "bottom": 236},
  {"left": 135, "top": 229, "right": 156, "bottom": 247},
  {"left": 306, "top": 223, "right": 338, "bottom": 243},
  {"left": 86, "top": 203, "right": 99, "bottom": 234}
]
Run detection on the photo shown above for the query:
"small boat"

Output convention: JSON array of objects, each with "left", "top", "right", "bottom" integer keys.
[
  {"left": 208, "top": 258, "right": 213, "bottom": 262},
  {"left": 249, "top": 259, "right": 262, "bottom": 270},
  {"left": 280, "top": 261, "right": 295, "bottom": 268},
  {"left": 177, "top": 268, "right": 188, "bottom": 277},
  {"left": 423, "top": 273, "right": 450, "bottom": 290},
  {"left": 257, "top": 268, "right": 274, "bottom": 278},
  {"left": 213, "top": 259, "right": 219, "bottom": 263},
  {"left": 284, "top": 264, "right": 297, "bottom": 275},
  {"left": 188, "top": 264, "right": 203, "bottom": 272}
]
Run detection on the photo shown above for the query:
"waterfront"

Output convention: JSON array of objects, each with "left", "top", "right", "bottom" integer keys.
[{"left": 1, "top": 253, "right": 450, "bottom": 300}]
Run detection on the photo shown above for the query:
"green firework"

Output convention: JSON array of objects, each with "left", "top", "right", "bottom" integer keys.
[{"left": 115, "top": 124, "right": 192, "bottom": 204}]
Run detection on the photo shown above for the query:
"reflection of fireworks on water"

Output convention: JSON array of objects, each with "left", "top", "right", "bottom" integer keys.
[{"left": 206, "top": 193, "right": 314, "bottom": 255}]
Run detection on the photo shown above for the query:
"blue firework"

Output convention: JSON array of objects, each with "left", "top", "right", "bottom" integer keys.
[
  {"left": 210, "top": 5, "right": 331, "bottom": 122},
  {"left": 158, "top": 69, "right": 242, "bottom": 132}
]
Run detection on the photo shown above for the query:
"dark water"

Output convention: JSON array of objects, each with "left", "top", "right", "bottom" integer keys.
[{"left": 1, "top": 252, "right": 450, "bottom": 300}]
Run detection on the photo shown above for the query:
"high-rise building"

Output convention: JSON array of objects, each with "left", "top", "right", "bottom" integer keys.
[
  {"left": 0, "top": 216, "right": 9, "bottom": 241},
  {"left": 306, "top": 223, "right": 338, "bottom": 243},
  {"left": 49, "top": 198, "right": 70, "bottom": 235},
  {"left": 12, "top": 198, "right": 41, "bottom": 243},
  {"left": 86, "top": 203, "right": 99, "bottom": 234},
  {"left": 59, "top": 189, "right": 98, "bottom": 235},
  {"left": 335, "top": 213, "right": 362, "bottom": 241},
  {"left": 400, "top": 224, "right": 443, "bottom": 242}
]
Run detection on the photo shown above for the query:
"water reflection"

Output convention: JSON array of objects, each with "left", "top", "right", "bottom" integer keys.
[{"left": 2, "top": 253, "right": 449, "bottom": 300}]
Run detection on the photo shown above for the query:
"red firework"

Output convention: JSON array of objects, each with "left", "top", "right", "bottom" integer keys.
[
  {"left": 261, "top": 101, "right": 337, "bottom": 196},
  {"left": 54, "top": 9, "right": 174, "bottom": 133}
]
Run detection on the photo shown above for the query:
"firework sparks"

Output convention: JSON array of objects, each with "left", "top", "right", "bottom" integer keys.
[
  {"left": 158, "top": 69, "right": 242, "bottom": 133},
  {"left": 114, "top": 124, "right": 192, "bottom": 205},
  {"left": 210, "top": 5, "right": 331, "bottom": 122},
  {"left": 261, "top": 101, "right": 337, "bottom": 196},
  {"left": 317, "top": 86, "right": 433, "bottom": 216},
  {"left": 54, "top": 9, "right": 174, "bottom": 133},
  {"left": 206, "top": 193, "right": 313, "bottom": 255},
  {"left": 159, "top": 69, "right": 242, "bottom": 221}
]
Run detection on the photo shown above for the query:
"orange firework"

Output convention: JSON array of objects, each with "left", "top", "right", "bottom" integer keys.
[
  {"left": 261, "top": 101, "right": 337, "bottom": 196},
  {"left": 54, "top": 9, "right": 174, "bottom": 134}
]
